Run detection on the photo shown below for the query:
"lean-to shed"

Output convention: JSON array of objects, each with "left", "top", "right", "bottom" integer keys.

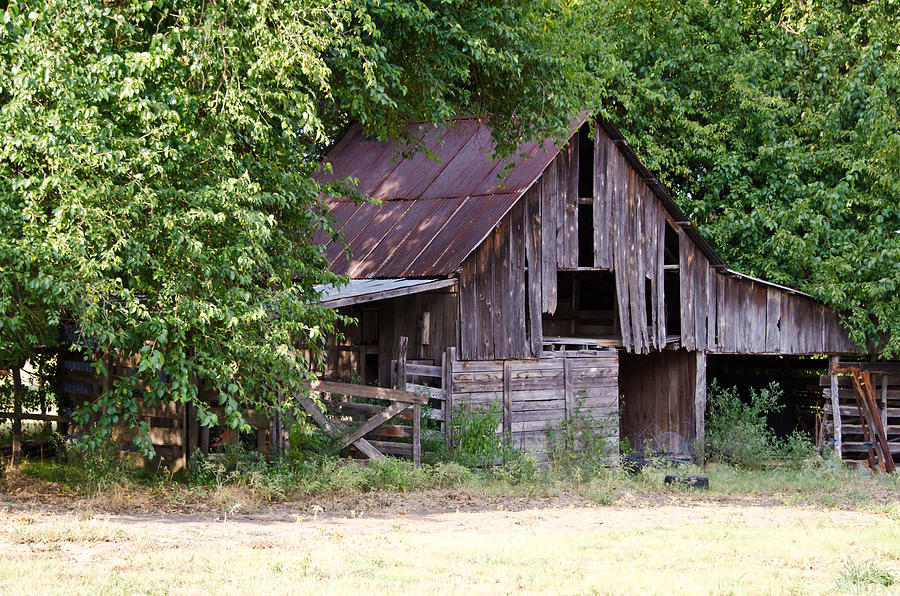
[{"left": 314, "top": 115, "right": 877, "bottom": 462}]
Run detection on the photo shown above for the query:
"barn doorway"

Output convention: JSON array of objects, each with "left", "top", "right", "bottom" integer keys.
[{"left": 706, "top": 355, "right": 828, "bottom": 442}]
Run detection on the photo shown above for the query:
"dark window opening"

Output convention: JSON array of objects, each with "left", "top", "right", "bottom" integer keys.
[
  {"left": 364, "top": 353, "right": 379, "bottom": 386},
  {"left": 645, "top": 278, "right": 653, "bottom": 329},
  {"left": 557, "top": 270, "right": 574, "bottom": 301},
  {"left": 577, "top": 272, "right": 616, "bottom": 312},
  {"left": 578, "top": 203, "right": 594, "bottom": 267},
  {"left": 664, "top": 270, "right": 681, "bottom": 336},
  {"left": 664, "top": 221, "right": 680, "bottom": 265},
  {"left": 578, "top": 122, "right": 595, "bottom": 198}
]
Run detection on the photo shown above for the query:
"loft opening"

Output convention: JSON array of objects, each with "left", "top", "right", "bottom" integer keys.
[{"left": 543, "top": 271, "right": 617, "bottom": 340}]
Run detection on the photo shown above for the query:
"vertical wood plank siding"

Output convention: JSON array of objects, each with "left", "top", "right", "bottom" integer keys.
[{"left": 456, "top": 121, "right": 858, "bottom": 360}]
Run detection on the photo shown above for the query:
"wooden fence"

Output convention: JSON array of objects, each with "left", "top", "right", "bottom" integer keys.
[
  {"left": 822, "top": 360, "right": 899, "bottom": 470},
  {"left": 446, "top": 347, "right": 619, "bottom": 460}
]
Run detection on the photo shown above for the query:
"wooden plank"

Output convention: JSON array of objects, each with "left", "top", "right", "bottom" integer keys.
[
  {"left": 458, "top": 258, "right": 478, "bottom": 360},
  {"left": 476, "top": 236, "right": 495, "bottom": 360},
  {"left": 452, "top": 359, "right": 505, "bottom": 372},
  {"left": 780, "top": 294, "right": 799, "bottom": 354},
  {"left": 406, "top": 383, "right": 444, "bottom": 400},
  {"left": 765, "top": 287, "right": 782, "bottom": 353},
  {"left": 0, "top": 412, "right": 70, "bottom": 423},
  {"left": 656, "top": 207, "right": 667, "bottom": 347},
  {"left": 321, "top": 278, "right": 457, "bottom": 308},
  {"left": 694, "top": 351, "right": 707, "bottom": 463},
  {"left": 612, "top": 148, "right": 632, "bottom": 352},
  {"left": 564, "top": 358, "right": 574, "bottom": 422},
  {"left": 830, "top": 356, "right": 842, "bottom": 459},
  {"left": 562, "top": 140, "right": 579, "bottom": 269},
  {"left": 541, "top": 153, "right": 559, "bottom": 314},
  {"left": 593, "top": 124, "right": 613, "bottom": 268},
  {"left": 493, "top": 220, "right": 510, "bottom": 360},
  {"left": 364, "top": 440, "right": 413, "bottom": 457},
  {"left": 706, "top": 265, "right": 717, "bottom": 350},
  {"left": 302, "top": 380, "right": 427, "bottom": 405},
  {"left": 692, "top": 248, "right": 708, "bottom": 351},
  {"left": 503, "top": 361, "right": 512, "bottom": 438},
  {"left": 297, "top": 395, "right": 339, "bottom": 436},
  {"left": 628, "top": 170, "right": 648, "bottom": 354},
  {"left": 340, "top": 401, "right": 410, "bottom": 447},
  {"left": 510, "top": 201, "right": 529, "bottom": 358},
  {"left": 524, "top": 185, "right": 543, "bottom": 357},
  {"left": 679, "top": 234, "right": 695, "bottom": 351},
  {"left": 405, "top": 363, "right": 442, "bottom": 377}
]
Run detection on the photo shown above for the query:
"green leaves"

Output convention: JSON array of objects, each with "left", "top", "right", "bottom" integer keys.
[
  {"left": 1, "top": 0, "right": 588, "bottom": 455},
  {"left": 586, "top": 0, "right": 900, "bottom": 356}
]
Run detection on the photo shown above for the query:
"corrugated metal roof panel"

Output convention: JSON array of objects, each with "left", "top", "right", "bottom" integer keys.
[{"left": 317, "top": 116, "right": 581, "bottom": 277}]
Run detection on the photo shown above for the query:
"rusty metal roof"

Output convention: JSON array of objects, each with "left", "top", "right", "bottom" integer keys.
[
  {"left": 315, "top": 113, "right": 731, "bottom": 279},
  {"left": 315, "top": 115, "right": 586, "bottom": 278}
]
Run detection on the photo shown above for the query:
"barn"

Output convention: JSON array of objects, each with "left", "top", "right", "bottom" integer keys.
[{"left": 312, "top": 113, "right": 897, "bottom": 466}]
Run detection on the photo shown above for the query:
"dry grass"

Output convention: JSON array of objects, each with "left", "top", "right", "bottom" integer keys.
[{"left": 0, "top": 504, "right": 897, "bottom": 595}]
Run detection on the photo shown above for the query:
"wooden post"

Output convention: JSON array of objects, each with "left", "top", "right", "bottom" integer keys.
[
  {"left": 829, "top": 356, "right": 842, "bottom": 460},
  {"left": 693, "top": 351, "right": 707, "bottom": 464},
  {"left": 563, "top": 359, "right": 574, "bottom": 423},
  {"left": 881, "top": 374, "right": 888, "bottom": 431},
  {"left": 445, "top": 348, "right": 456, "bottom": 450},
  {"left": 502, "top": 361, "right": 512, "bottom": 440},
  {"left": 11, "top": 365, "right": 23, "bottom": 465},
  {"left": 396, "top": 337, "right": 420, "bottom": 466}
]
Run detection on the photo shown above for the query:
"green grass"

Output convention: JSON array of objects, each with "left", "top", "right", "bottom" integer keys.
[
  {"left": 0, "top": 505, "right": 897, "bottom": 595},
  {"left": 6, "top": 450, "right": 900, "bottom": 515}
]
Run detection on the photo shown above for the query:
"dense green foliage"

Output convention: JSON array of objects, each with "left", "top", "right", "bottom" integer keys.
[
  {"left": 586, "top": 0, "right": 900, "bottom": 354},
  {"left": 3, "top": 0, "right": 898, "bottom": 456},
  {"left": 704, "top": 380, "right": 815, "bottom": 467},
  {"left": 0, "top": 0, "right": 588, "bottom": 453}
]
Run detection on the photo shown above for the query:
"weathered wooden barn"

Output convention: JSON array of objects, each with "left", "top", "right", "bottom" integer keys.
[{"left": 310, "top": 113, "right": 894, "bottom": 464}]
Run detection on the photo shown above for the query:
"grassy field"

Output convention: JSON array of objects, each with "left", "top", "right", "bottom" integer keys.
[
  {"left": 0, "top": 502, "right": 897, "bottom": 595},
  {"left": 2, "top": 458, "right": 899, "bottom": 595}
]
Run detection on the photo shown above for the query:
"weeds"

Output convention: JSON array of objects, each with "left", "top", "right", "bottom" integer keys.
[
  {"left": 705, "top": 381, "right": 816, "bottom": 468},
  {"left": 545, "top": 400, "right": 616, "bottom": 480},
  {"left": 834, "top": 558, "right": 896, "bottom": 592}
]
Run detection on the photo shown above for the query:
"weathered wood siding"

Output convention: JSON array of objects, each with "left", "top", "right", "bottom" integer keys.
[
  {"left": 324, "top": 290, "right": 458, "bottom": 384},
  {"left": 448, "top": 351, "right": 619, "bottom": 459},
  {"left": 457, "top": 121, "right": 858, "bottom": 360},
  {"left": 679, "top": 239, "right": 858, "bottom": 355},
  {"left": 619, "top": 349, "right": 699, "bottom": 455}
]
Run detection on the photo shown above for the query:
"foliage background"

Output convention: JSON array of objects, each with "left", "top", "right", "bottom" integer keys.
[
  {"left": 0, "top": 0, "right": 589, "bottom": 453},
  {"left": 584, "top": 0, "right": 900, "bottom": 355}
]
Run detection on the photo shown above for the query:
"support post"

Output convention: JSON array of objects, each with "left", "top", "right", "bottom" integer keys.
[
  {"left": 11, "top": 365, "right": 23, "bottom": 465},
  {"left": 396, "top": 337, "right": 420, "bottom": 466},
  {"left": 502, "top": 361, "right": 512, "bottom": 439},
  {"left": 693, "top": 351, "right": 707, "bottom": 464},
  {"left": 829, "top": 356, "right": 842, "bottom": 461},
  {"left": 882, "top": 374, "right": 888, "bottom": 431},
  {"left": 445, "top": 348, "right": 456, "bottom": 450}
]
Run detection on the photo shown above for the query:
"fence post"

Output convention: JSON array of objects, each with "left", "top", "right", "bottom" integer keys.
[
  {"left": 11, "top": 365, "right": 23, "bottom": 465},
  {"left": 395, "top": 337, "right": 419, "bottom": 467}
]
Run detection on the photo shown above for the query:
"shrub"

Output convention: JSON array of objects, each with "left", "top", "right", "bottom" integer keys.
[
  {"left": 448, "top": 402, "right": 507, "bottom": 468},
  {"left": 545, "top": 403, "right": 616, "bottom": 480},
  {"left": 705, "top": 380, "right": 814, "bottom": 468}
]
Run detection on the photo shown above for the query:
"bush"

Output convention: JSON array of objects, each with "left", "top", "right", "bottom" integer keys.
[
  {"left": 705, "top": 381, "right": 815, "bottom": 468},
  {"left": 545, "top": 403, "right": 616, "bottom": 480},
  {"left": 448, "top": 403, "right": 507, "bottom": 468}
]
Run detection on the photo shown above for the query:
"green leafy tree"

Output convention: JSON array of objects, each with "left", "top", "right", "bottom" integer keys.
[
  {"left": 0, "top": 0, "right": 589, "bottom": 454},
  {"left": 585, "top": 0, "right": 900, "bottom": 355}
]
